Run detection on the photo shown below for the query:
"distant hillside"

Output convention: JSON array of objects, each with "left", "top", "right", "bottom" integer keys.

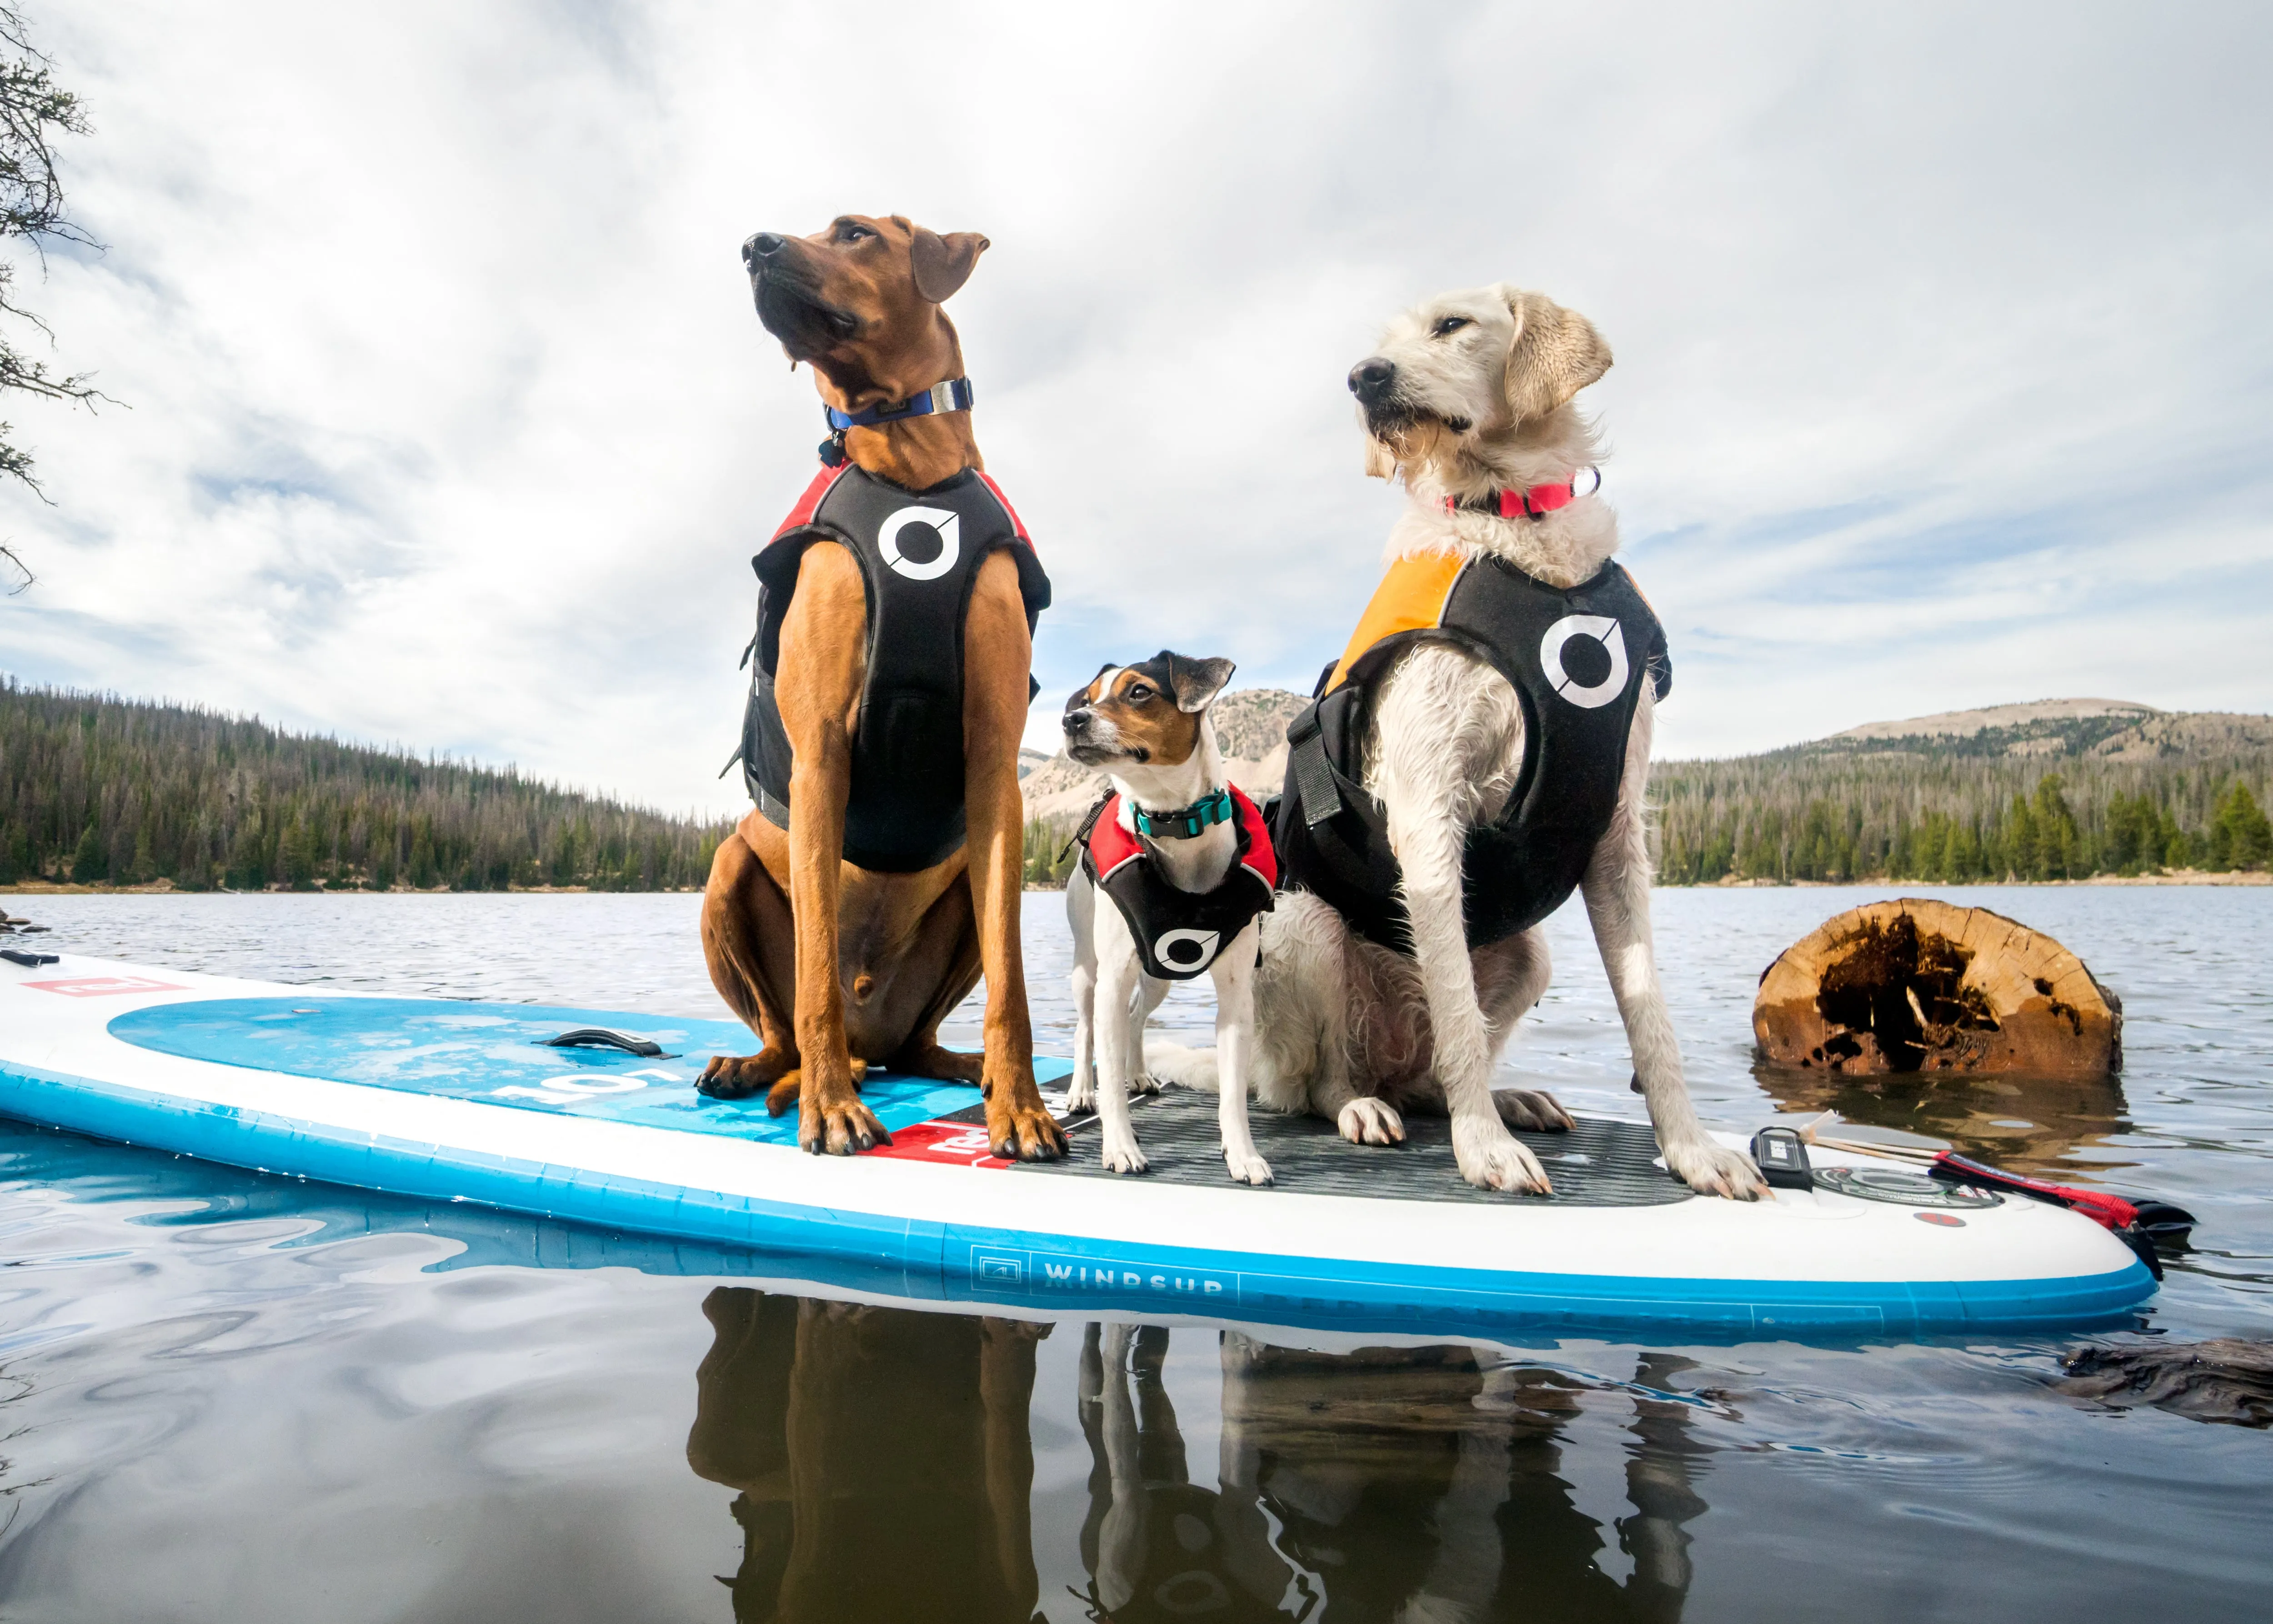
[
  {"left": 1656, "top": 699, "right": 2273, "bottom": 883},
  {"left": 0, "top": 680, "right": 732, "bottom": 891}
]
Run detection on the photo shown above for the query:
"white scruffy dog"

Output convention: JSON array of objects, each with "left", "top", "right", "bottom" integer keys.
[
  {"left": 1154, "top": 285, "right": 1765, "bottom": 1201},
  {"left": 1062, "top": 652, "right": 1274, "bottom": 1186}
]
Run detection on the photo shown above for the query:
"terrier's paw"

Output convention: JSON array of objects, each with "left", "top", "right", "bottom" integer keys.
[
  {"left": 1491, "top": 1087, "right": 1574, "bottom": 1132},
  {"left": 1101, "top": 1135, "right": 1150, "bottom": 1176},
  {"left": 1452, "top": 1115, "right": 1554, "bottom": 1194},
  {"left": 1663, "top": 1137, "right": 1768, "bottom": 1201},
  {"left": 1337, "top": 1097, "right": 1407, "bottom": 1146},
  {"left": 1223, "top": 1146, "right": 1274, "bottom": 1186}
]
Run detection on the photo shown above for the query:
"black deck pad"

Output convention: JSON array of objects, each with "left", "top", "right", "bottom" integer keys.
[{"left": 952, "top": 1088, "right": 1694, "bottom": 1206}]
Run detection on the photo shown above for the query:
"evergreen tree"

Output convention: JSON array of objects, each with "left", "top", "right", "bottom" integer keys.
[{"left": 2208, "top": 782, "right": 2273, "bottom": 871}]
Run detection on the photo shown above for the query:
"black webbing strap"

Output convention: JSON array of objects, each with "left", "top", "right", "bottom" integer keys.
[
  {"left": 1286, "top": 704, "right": 1344, "bottom": 827},
  {"left": 1060, "top": 793, "right": 1111, "bottom": 866}
]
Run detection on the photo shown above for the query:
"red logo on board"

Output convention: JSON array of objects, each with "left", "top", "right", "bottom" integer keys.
[
  {"left": 23, "top": 976, "right": 185, "bottom": 998},
  {"left": 862, "top": 1120, "right": 1011, "bottom": 1169}
]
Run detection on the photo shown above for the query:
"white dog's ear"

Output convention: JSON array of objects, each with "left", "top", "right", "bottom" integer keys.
[
  {"left": 1164, "top": 653, "right": 1236, "bottom": 713},
  {"left": 1500, "top": 287, "right": 1612, "bottom": 422},
  {"left": 1362, "top": 434, "right": 1397, "bottom": 480}
]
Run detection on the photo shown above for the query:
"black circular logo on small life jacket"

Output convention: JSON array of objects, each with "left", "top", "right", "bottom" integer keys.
[{"left": 1153, "top": 927, "right": 1219, "bottom": 971}]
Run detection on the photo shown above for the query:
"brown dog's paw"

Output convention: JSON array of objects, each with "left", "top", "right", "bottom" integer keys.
[
  {"left": 697, "top": 1048, "right": 796, "bottom": 1101},
  {"left": 799, "top": 1065, "right": 891, "bottom": 1156},
  {"left": 986, "top": 1074, "right": 1068, "bottom": 1162}
]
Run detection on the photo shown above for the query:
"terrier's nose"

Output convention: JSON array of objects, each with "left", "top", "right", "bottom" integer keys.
[
  {"left": 1348, "top": 357, "right": 1397, "bottom": 401},
  {"left": 1064, "top": 708, "right": 1093, "bottom": 734},
  {"left": 742, "top": 232, "right": 786, "bottom": 268}
]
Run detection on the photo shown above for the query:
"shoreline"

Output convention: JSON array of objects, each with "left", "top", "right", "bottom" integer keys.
[
  {"left": 8, "top": 873, "right": 2265, "bottom": 898},
  {"left": 1688, "top": 868, "right": 2270, "bottom": 889},
  {"left": 0, "top": 882, "right": 701, "bottom": 897}
]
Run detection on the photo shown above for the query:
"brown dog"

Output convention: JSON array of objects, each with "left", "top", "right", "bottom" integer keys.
[
  {"left": 700, "top": 214, "right": 1065, "bottom": 1162},
  {"left": 686, "top": 1290, "right": 1046, "bottom": 1623}
]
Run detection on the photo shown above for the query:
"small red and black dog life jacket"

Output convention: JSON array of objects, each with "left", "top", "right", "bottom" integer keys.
[
  {"left": 736, "top": 463, "right": 1050, "bottom": 873},
  {"left": 1077, "top": 788, "right": 1277, "bottom": 980}
]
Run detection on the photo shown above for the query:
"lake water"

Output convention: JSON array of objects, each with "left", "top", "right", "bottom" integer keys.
[{"left": 1, "top": 887, "right": 2268, "bottom": 1620}]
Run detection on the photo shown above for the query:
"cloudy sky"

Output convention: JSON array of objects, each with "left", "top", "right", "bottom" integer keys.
[{"left": 4, "top": 1, "right": 2268, "bottom": 817}]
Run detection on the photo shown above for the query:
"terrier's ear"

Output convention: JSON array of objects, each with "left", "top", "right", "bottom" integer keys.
[
  {"left": 1164, "top": 652, "right": 1237, "bottom": 713},
  {"left": 1500, "top": 286, "right": 1612, "bottom": 422},
  {"left": 910, "top": 229, "right": 990, "bottom": 303}
]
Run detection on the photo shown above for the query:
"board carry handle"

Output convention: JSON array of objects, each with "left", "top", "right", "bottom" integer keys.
[
  {"left": 540, "top": 1028, "right": 667, "bottom": 1058},
  {"left": 1930, "top": 1150, "right": 2196, "bottom": 1280}
]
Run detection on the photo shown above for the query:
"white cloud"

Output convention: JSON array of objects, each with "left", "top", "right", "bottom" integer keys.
[{"left": 2, "top": 0, "right": 2268, "bottom": 813}]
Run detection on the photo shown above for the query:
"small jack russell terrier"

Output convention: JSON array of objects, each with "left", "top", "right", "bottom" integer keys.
[{"left": 1063, "top": 653, "right": 1278, "bottom": 1184}]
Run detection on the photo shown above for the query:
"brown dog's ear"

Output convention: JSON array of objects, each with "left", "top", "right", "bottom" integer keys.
[
  {"left": 1163, "top": 652, "right": 1236, "bottom": 714},
  {"left": 1500, "top": 287, "right": 1612, "bottom": 422},
  {"left": 910, "top": 229, "right": 990, "bottom": 303}
]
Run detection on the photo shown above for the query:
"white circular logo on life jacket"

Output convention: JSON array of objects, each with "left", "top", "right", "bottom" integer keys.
[
  {"left": 878, "top": 505, "right": 961, "bottom": 581},
  {"left": 1153, "top": 927, "right": 1219, "bottom": 971},
  {"left": 1538, "top": 615, "right": 1630, "bottom": 709}
]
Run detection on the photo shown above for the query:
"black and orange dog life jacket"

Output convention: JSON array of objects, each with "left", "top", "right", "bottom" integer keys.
[{"left": 1273, "top": 549, "right": 1669, "bottom": 953}]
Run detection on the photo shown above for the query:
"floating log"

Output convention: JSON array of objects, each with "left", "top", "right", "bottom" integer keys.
[
  {"left": 2057, "top": 1340, "right": 2273, "bottom": 1428},
  {"left": 1753, "top": 898, "right": 2121, "bottom": 1077}
]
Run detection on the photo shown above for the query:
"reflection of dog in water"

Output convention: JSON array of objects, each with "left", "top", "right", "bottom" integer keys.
[
  {"left": 1079, "top": 1323, "right": 1713, "bottom": 1622},
  {"left": 685, "top": 1288, "right": 1047, "bottom": 1624}
]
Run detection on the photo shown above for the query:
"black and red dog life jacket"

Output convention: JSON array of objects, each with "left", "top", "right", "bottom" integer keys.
[
  {"left": 1274, "top": 548, "right": 1669, "bottom": 955},
  {"left": 739, "top": 463, "right": 1051, "bottom": 872},
  {"left": 1079, "top": 788, "right": 1277, "bottom": 980}
]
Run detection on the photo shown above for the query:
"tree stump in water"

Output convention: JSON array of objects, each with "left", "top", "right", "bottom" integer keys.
[{"left": 1753, "top": 898, "right": 2121, "bottom": 1077}]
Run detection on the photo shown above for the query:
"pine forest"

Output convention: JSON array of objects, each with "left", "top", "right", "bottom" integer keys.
[
  {"left": 1651, "top": 708, "right": 2273, "bottom": 884},
  {"left": 0, "top": 681, "right": 731, "bottom": 891}
]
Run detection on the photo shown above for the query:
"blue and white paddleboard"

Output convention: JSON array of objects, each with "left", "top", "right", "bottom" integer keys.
[{"left": 0, "top": 952, "right": 2155, "bottom": 1338}]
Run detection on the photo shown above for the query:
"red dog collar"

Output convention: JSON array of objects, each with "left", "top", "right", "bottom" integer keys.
[{"left": 1444, "top": 467, "right": 1601, "bottom": 521}]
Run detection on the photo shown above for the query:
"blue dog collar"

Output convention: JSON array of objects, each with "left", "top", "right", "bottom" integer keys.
[
  {"left": 825, "top": 377, "right": 975, "bottom": 432},
  {"left": 1132, "top": 788, "right": 1236, "bottom": 841}
]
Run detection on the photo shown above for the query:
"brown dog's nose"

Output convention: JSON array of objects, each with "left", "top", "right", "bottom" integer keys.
[
  {"left": 741, "top": 232, "right": 786, "bottom": 269},
  {"left": 1349, "top": 357, "right": 1397, "bottom": 401}
]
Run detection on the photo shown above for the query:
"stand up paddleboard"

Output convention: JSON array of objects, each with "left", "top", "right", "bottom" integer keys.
[{"left": 0, "top": 953, "right": 2157, "bottom": 1338}]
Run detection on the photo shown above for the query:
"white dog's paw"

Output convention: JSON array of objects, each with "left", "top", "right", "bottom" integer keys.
[
  {"left": 1491, "top": 1087, "right": 1574, "bottom": 1132},
  {"left": 1065, "top": 1081, "right": 1096, "bottom": 1112},
  {"left": 1663, "top": 1136, "right": 1768, "bottom": 1201},
  {"left": 1337, "top": 1097, "right": 1407, "bottom": 1146},
  {"left": 1130, "top": 1072, "right": 1163, "bottom": 1097},
  {"left": 1451, "top": 1115, "right": 1554, "bottom": 1195},
  {"left": 1100, "top": 1134, "right": 1150, "bottom": 1176},
  {"left": 1223, "top": 1147, "right": 1274, "bottom": 1186}
]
